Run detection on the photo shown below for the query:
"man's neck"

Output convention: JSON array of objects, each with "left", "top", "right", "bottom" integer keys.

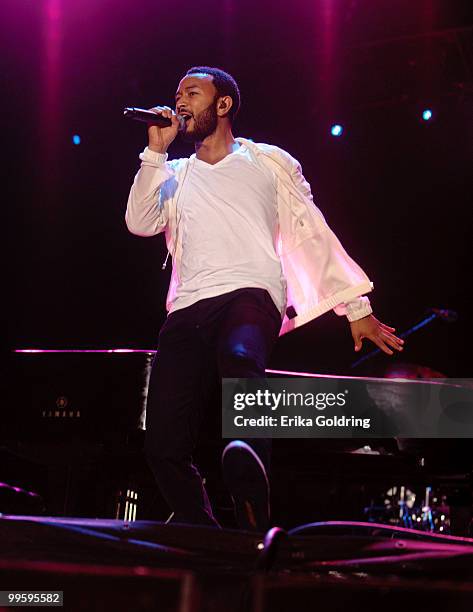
[{"left": 194, "top": 126, "right": 239, "bottom": 165}]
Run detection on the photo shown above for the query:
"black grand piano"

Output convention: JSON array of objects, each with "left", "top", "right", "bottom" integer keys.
[{"left": 2, "top": 350, "right": 473, "bottom": 534}]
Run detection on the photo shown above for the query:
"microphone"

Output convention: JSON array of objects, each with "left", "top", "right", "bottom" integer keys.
[
  {"left": 123, "top": 107, "right": 186, "bottom": 131},
  {"left": 429, "top": 308, "right": 459, "bottom": 323}
]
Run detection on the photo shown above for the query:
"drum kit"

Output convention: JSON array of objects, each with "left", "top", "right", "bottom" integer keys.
[
  {"left": 364, "top": 361, "right": 467, "bottom": 535},
  {"left": 365, "top": 484, "right": 451, "bottom": 533}
]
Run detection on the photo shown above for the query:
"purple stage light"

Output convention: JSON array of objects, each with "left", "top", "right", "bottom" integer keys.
[
  {"left": 0, "top": 482, "right": 39, "bottom": 497},
  {"left": 14, "top": 349, "right": 154, "bottom": 354},
  {"left": 40, "top": 0, "right": 63, "bottom": 162}
]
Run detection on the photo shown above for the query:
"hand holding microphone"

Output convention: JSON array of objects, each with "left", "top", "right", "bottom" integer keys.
[
  {"left": 124, "top": 105, "right": 186, "bottom": 154},
  {"left": 145, "top": 106, "right": 183, "bottom": 154}
]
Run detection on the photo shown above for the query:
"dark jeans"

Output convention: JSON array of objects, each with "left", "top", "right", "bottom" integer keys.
[{"left": 144, "top": 287, "right": 282, "bottom": 526}]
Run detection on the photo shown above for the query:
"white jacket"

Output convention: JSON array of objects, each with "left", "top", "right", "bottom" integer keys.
[{"left": 126, "top": 138, "right": 373, "bottom": 336}]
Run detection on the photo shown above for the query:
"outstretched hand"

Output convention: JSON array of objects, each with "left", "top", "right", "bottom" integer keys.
[{"left": 350, "top": 314, "right": 404, "bottom": 355}]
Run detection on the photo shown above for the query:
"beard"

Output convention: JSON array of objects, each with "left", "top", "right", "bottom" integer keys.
[{"left": 180, "top": 97, "right": 219, "bottom": 143}]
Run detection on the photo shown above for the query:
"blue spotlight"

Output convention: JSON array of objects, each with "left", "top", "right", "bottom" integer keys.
[
  {"left": 422, "top": 109, "right": 432, "bottom": 121},
  {"left": 331, "top": 124, "right": 343, "bottom": 137},
  {"left": 72, "top": 134, "right": 81, "bottom": 145}
]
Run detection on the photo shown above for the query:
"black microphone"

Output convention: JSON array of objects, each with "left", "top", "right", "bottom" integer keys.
[
  {"left": 429, "top": 308, "right": 459, "bottom": 323},
  {"left": 124, "top": 107, "right": 186, "bottom": 131}
]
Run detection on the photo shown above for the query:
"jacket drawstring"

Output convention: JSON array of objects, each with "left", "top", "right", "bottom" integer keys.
[
  {"left": 160, "top": 156, "right": 194, "bottom": 272},
  {"left": 161, "top": 250, "right": 170, "bottom": 270}
]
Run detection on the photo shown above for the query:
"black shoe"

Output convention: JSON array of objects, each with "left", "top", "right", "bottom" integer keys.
[{"left": 222, "top": 440, "right": 270, "bottom": 532}]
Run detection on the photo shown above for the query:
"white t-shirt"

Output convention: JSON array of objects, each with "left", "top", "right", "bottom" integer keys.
[{"left": 169, "top": 143, "right": 287, "bottom": 317}]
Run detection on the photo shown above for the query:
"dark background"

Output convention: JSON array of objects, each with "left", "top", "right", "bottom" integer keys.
[{"left": 3, "top": 0, "right": 473, "bottom": 377}]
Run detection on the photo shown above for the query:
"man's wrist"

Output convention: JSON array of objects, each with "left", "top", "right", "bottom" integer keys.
[
  {"left": 349, "top": 314, "right": 371, "bottom": 324},
  {"left": 148, "top": 144, "right": 168, "bottom": 154}
]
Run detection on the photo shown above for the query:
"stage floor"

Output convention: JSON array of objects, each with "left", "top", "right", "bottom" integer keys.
[{"left": 2, "top": 515, "right": 473, "bottom": 611}]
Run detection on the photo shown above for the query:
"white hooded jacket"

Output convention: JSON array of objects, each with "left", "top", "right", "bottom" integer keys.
[{"left": 125, "top": 138, "right": 374, "bottom": 336}]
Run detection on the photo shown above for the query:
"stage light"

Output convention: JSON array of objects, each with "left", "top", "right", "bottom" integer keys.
[
  {"left": 72, "top": 134, "right": 81, "bottom": 145},
  {"left": 422, "top": 109, "right": 432, "bottom": 121},
  {"left": 331, "top": 124, "right": 343, "bottom": 137}
]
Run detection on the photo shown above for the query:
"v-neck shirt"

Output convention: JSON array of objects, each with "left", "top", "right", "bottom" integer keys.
[{"left": 169, "top": 143, "right": 286, "bottom": 317}]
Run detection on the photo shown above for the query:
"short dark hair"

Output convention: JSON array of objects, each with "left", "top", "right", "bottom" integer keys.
[{"left": 185, "top": 66, "right": 241, "bottom": 122}]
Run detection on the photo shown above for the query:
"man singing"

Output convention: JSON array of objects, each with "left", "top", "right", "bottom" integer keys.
[{"left": 125, "top": 66, "right": 404, "bottom": 532}]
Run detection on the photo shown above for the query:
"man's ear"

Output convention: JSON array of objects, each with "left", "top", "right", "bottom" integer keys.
[{"left": 217, "top": 96, "right": 233, "bottom": 116}]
